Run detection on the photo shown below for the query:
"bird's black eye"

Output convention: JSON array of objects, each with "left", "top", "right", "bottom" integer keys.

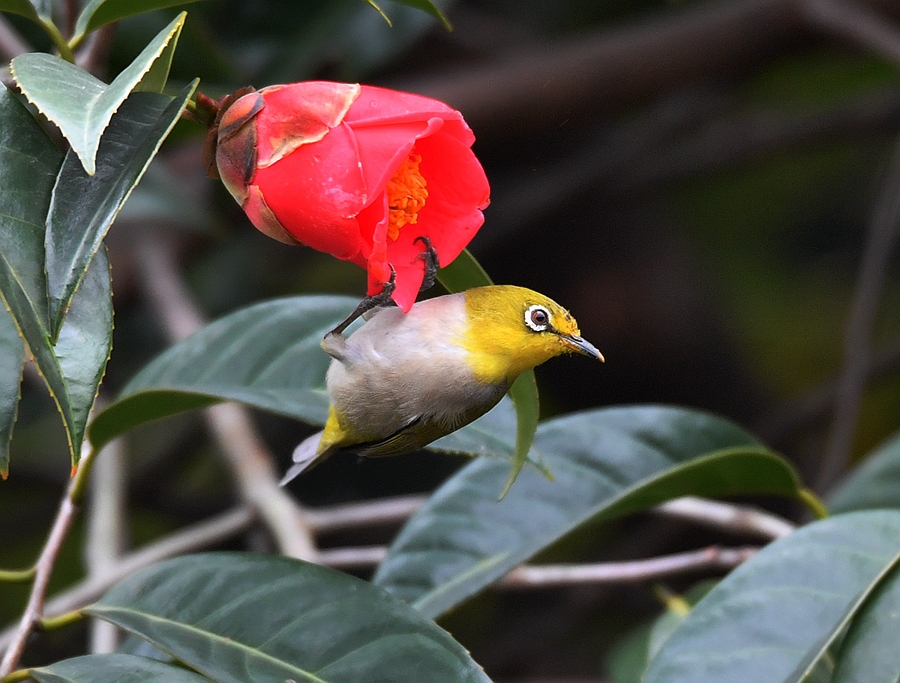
[{"left": 525, "top": 304, "right": 551, "bottom": 332}]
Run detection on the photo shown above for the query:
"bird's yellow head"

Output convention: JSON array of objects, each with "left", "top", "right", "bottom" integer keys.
[{"left": 461, "top": 285, "right": 603, "bottom": 386}]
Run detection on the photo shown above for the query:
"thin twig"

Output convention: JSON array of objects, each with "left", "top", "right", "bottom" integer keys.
[
  {"left": 801, "top": 0, "right": 900, "bottom": 67},
  {"left": 133, "top": 230, "right": 316, "bottom": 559},
  {"left": 500, "top": 546, "right": 758, "bottom": 587},
  {"left": 0, "top": 507, "right": 255, "bottom": 654},
  {"left": 305, "top": 495, "right": 426, "bottom": 534},
  {"left": 817, "top": 129, "right": 900, "bottom": 491},
  {"left": 0, "top": 441, "right": 99, "bottom": 676},
  {"left": 654, "top": 496, "right": 796, "bottom": 539}
]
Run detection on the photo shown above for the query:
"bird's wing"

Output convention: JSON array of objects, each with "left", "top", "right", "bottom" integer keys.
[
  {"left": 357, "top": 413, "right": 464, "bottom": 458},
  {"left": 279, "top": 429, "right": 325, "bottom": 485}
]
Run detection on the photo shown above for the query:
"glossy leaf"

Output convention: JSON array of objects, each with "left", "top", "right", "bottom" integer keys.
[
  {"left": 88, "top": 296, "right": 354, "bottom": 450},
  {"left": 30, "top": 653, "right": 213, "bottom": 683},
  {"left": 73, "top": 0, "right": 203, "bottom": 44},
  {"left": 828, "top": 429, "right": 900, "bottom": 513},
  {"left": 437, "top": 248, "right": 543, "bottom": 496},
  {"left": 0, "top": 306, "right": 24, "bottom": 477},
  {"left": 643, "top": 510, "right": 900, "bottom": 683},
  {"left": 52, "top": 246, "right": 113, "bottom": 463},
  {"left": 832, "top": 557, "right": 900, "bottom": 682},
  {"left": 373, "top": 406, "right": 803, "bottom": 618},
  {"left": 0, "top": 86, "right": 62, "bottom": 467},
  {"left": 436, "top": 248, "right": 493, "bottom": 293},
  {"left": 11, "top": 13, "right": 185, "bottom": 175},
  {"left": 391, "top": 0, "right": 452, "bottom": 30},
  {"left": 46, "top": 82, "right": 197, "bottom": 339},
  {"left": 0, "top": 0, "right": 40, "bottom": 22},
  {"left": 86, "top": 553, "right": 492, "bottom": 683}
]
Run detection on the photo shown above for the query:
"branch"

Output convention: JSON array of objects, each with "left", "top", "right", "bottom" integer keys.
[
  {"left": 389, "top": 0, "right": 900, "bottom": 137},
  {"left": 85, "top": 437, "right": 126, "bottom": 654},
  {"left": 0, "top": 507, "right": 255, "bottom": 654},
  {"left": 0, "top": 441, "right": 99, "bottom": 676},
  {"left": 499, "top": 546, "right": 758, "bottom": 587},
  {"left": 305, "top": 495, "right": 426, "bottom": 534},
  {"left": 654, "top": 496, "right": 796, "bottom": 539},
  {"left": 801, "top": 0, "right": 900, "bottom": 66},
  {"left": 133, "top": 231, "right": 316, "bottom": 559},
  {"left": 0, "top": 15, "right": 31, "bottom": 63},
  {"left": 817, "top": 128, "right": 900, "bottom": 490}
]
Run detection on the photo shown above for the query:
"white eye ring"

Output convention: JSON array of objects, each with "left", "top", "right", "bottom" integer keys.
[{"left": 525, "top": 305, "right": 551, "bottom": 332}]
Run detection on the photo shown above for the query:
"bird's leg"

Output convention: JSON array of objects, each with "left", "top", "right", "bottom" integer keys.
[
  {"left": 415, "top": 236, "right": 440, "bottom": 292},
  {"left": 326, "top": 265, "right": 397, "bottom": 338}
]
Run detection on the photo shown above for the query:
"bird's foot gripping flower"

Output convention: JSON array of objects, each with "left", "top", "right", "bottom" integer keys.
[{"left": 201, "top": 81, "right": 491, "bottom": 312}]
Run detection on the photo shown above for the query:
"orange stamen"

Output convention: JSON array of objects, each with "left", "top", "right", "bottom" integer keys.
[{"left": 385, "top": 151, "right": 428, "bottom": 241}]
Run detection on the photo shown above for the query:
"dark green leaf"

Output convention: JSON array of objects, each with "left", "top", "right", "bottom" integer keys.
[
  {"left": 389, "top": 0, "right": 451, "bottom": 30},
  {"left": 500, "top": 370, "right": 541, "bottom": 497},
  {"left": 828, "top": 429, "right": 900, "bottom": 513},
  {"left": 52, "top": 245, "right": 113, "bottom": 462},
  {"left": 87, "top": 553, "right": 492, "bottom": 683},
  {"left": 436, "top": 248, "right": 493, "bottom": 292},
  {"left": 643, "top": 510, "right": 900, "bottom": 683},
  {"left": 373, "top": 406, "right": 803, "bottom": 618},
  {"left": 11, "top": 13, "right": 186, "bottom": 175},
  {"left": 430, "top": 393, "right": 552, "bottom": 477},
  {"left": 73, "top": 0, "right": 203, "bottom": 44},
  {"left": 0, "top": 305, "right": 24, "bottom": 477},
  {"left": 437, "top": 249, "right": 542, "bottom": 496},
  {"left": 30, "top": 653, "right": 213, "bottom": 683},
  {"left": 0, "top": 0, "right": 40, "bottom": 22},
  {"left": 88, "top": 296, "right": 355, "bottom": 450},
  {"left": 833, "top": 557, "right": 900, "bottom": 682},
  {"left": 46, "top": 82, "right": 196, "bottom": 339},
  {"left": 0, "top": 86, "right": 62, "bottom": 468}
]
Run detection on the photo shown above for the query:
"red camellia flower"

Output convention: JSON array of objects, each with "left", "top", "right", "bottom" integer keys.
[{"left": 209, "top": 81, "right": 490, "bottom": 311}]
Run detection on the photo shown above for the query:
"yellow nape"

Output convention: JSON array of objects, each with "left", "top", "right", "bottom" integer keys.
[{"left": 461, "top": 285, "right": 586, "bottom": 385}]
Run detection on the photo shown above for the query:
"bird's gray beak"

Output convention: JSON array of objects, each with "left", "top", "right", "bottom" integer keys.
[{"left": 561, "top": 334, "right": 605, "bottom": 362}]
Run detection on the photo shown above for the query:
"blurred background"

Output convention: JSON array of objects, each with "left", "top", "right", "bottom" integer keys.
[{"left": 4, "top": 0, "right": 900, "bottom": 680}]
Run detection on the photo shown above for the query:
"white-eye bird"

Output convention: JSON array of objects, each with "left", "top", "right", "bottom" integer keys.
[{"left": 279, "top": 285, "right": 603, "bottom": 485}]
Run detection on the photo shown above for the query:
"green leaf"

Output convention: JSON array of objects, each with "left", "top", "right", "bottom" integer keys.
[
  {"left": 30, "top": 653, "right": 213, "bottom": 683},
  {"left": 88, "top": 296, "right": 354, "bottom": 450},
  {"left": 373, "top": 406, "right": 803, "bottom": 618},
  {"left": 52, "top": 245, "right": 113, "bottom": 463},
  {"left": 500, "top": 370, "right": 541, "bottom": 498},
  {"left": 0, "top": 305, "right": 24, "bottom": 478},
  {"left": 46, "top": 82, "right": 197, "bottom": 340},
  {"left": 11, "top": 13, "right": 186, "bottom": 175},
  {"left": 389, "top": 0, "right": 452, "bottom": 30},
  {"left": 430, "top": 393, "right": 552, "bottom": 478},
  {"left": 0, "top": 85, "right": 62, "bottom": 466},
  {"left": 73, "top": 0, "right": 203, "bottom": 44},
  {"left": 436, "top": 248, "right": 493, "bottom": 292},
  {"left": 437, "top": 249, "right": 542, "bottom": 496},
  {"left": 643, "top": 510, "right": 900, "bottom": 683},
  {"left": 828, "top": 429, "right": 900, "bottom": 513},
  {"left": 86, "top": 553, "right": 492, "bottom": 683},
  {"left": 0, "top": 0, "right": 40, "bottom": 22},
  {"left": 832, "top": 556, "right": 900, "bottom": 682}
]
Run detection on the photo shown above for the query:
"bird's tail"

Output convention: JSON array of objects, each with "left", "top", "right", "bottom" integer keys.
[{"left": 279, "top": 430, "right": 326, "bottom": 486}]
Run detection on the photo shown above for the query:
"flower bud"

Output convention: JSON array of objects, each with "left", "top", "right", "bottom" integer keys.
[{"left": 210, "top": 81, "right": 490, "bottom": 311}]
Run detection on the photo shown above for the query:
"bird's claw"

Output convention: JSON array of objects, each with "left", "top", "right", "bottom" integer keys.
[
  {"left": 326, "top": 265, "right": 397, "bottom": 337},
  {"left": 414, "top": 236, "right": 440, "bottom": 292}
]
